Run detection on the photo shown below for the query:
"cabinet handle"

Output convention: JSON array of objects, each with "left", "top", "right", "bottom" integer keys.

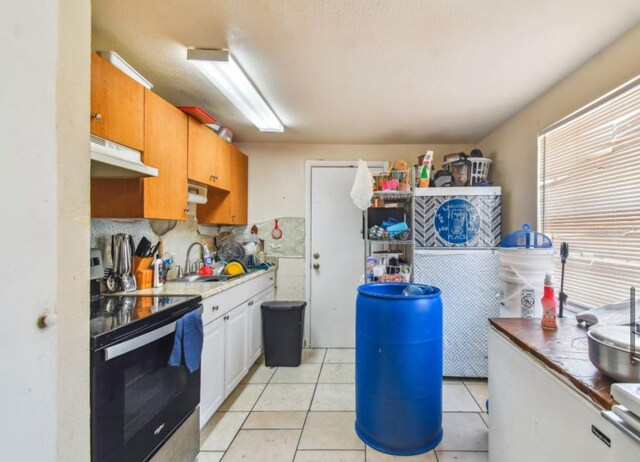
[
  {"left": 91, "top": 113, "right": 103, "bottom": 120},
  {"left": 224, "top": 315, "right": 230, "bottom": 320},
  {"left": 184, "top": 207, "right": 190, "bottom": 213},
  {"left": 248, "top": 300, "right": 254, "bottom": 306},
  {"left": 211, "top": 305, "right": 219, "bottom": 311}
]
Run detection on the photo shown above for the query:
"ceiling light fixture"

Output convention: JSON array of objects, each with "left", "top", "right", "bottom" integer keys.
[{"left": 187, "top": 48, "right": 284, "bottom": 133}]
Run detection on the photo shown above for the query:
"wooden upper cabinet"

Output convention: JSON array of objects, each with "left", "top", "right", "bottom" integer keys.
[
  {"left": 142, "top": 90, "right": 188, "bottom": 220},
  {"left": 229, "top": 146, "right": 248, "bottom": 224},
  {"left": 197, "top": 145, "right": 248, "bottom": 225},
  {"left": 187, "top": 117, "right": 231, "bottom": 191},
  {"left": 91, "top": 91, "right": 188, "bottom": 220},
  {"left": 90, "top": 53, "right": 144, "bottom": 151}
]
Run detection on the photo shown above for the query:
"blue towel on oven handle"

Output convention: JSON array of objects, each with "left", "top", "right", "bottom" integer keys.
[{"left": 168, "top": 309, "right": 204, "bottom": 373}]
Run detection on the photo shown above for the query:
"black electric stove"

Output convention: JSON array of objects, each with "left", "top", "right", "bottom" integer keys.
[{"left": 90, "top": 294, "right": 203, "bottom": 349}]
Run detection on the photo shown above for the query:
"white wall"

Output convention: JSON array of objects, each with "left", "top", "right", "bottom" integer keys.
[
  {"left": 239, "top": 143, "right": 474, "bottom": 223},
  {"left": 478, "top": 25, "right": 640, "bottom": 232},
  {"left": 0, "top": 1, "right": 90, "bottom": 460}
]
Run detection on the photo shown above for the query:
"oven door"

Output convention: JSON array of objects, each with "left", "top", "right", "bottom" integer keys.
[{"left": 92, "top": 308, "right": 201, "bottom": 462}]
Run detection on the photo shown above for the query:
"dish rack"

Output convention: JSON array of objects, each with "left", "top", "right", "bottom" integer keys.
[{"left": 216, "top": 233, "right": 264, "bottom": 267}]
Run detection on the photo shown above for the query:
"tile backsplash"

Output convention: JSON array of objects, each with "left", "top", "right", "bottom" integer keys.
[
  {"left": 91, "top": 217, "right": 213, "bottom": 269},
  {"left": 90, "top": 216, "right": 305, "bottom": 270}
]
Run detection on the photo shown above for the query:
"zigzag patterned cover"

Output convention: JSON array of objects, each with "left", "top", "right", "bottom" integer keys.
[
  {"left": 415, "top": 194, "right": 501, "bottom": 247},
  {"left": 414, "top": 251, "right": 500, "bottom": 378}
]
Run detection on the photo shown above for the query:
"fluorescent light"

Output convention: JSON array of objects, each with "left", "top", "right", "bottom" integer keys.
[{"left": 187, "top": 49, "right": 284, "bottom": 133}]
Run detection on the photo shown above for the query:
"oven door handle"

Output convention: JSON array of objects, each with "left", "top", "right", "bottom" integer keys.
[{"left": 104, "top": 321, "right": 176, "bottom": 361}]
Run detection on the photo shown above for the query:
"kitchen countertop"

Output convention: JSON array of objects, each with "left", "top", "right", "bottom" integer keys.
[
  {"left": 116, "top": 267, "right": 276, "bottom": 299},
  {"left": 490, "top": 317, "right": 615, "bottom": 410}
]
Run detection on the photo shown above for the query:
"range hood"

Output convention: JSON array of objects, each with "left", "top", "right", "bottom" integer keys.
[{"left": 90, "top": 135, "right": 158, "bottom": 178}]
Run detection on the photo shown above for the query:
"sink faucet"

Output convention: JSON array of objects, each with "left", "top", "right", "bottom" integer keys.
[{"left": 185, "top": 242, "right": 204, "bottom": 275}]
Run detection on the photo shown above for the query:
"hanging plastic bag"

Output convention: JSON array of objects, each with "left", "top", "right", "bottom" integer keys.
[{"left": 350, "top": 159, "right": 374, "bottom": 210}]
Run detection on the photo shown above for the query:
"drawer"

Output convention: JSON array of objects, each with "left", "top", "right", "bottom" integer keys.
[{"left": 202, "top": 271, "right": 275, "bottom": 326}]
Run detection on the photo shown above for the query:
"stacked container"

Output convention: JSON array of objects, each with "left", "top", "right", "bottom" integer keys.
[{"left": 499, "top": 224, "right": 554, "bottom": 318}]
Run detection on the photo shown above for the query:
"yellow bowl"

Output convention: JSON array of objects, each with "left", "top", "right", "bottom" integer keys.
[{"left": 224, "top": 261, "right": 245, "bottom": 276}]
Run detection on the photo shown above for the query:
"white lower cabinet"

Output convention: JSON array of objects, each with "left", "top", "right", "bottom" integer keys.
[
  {"left": 249, "top": 287, "right": 275, "bottom": 365},
  {"left": 200, "top": 316, "right": 225, "bottom": 428},
  {"left": 199, "top": 271, "right": 276, "bottom": 429},
  {"left": 224, "top": 304, "right": 249, "bottom": 396},
  {"left": 489, "top": 328, "right": 640, "bottom": 462}
]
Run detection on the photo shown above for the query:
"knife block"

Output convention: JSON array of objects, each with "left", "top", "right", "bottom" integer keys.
[
  {"left": 133, "top": 257, "right": 154, "bottom": 273},
  {"left": 135, "top": 269, "right": 154, "bottom": 290}
]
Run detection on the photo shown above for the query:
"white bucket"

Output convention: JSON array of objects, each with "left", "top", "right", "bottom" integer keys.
[{"left": 499, "top": 248, "right": 554, "bottom": 318}]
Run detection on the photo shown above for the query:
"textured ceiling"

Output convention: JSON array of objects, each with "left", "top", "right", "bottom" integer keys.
[{"left": 91, "top": 0, "right": 640, "bottom": 144}]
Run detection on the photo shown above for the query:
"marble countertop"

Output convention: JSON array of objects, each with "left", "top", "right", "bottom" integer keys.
[
  {"left": 490, "top": 317, "right": 615, "bottom": 410},
  {"left": 116, "top": 267, "right": 276, "bottom": 299}
]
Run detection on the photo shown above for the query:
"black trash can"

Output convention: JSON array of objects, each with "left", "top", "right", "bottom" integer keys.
[{"left": 261, "top": 301, "right": 306, "bottom": 367}]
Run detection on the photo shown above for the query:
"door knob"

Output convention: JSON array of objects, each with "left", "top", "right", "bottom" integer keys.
[
  {"left": 91, "top": 113, "right": 103, "bottom": 120},
  {"left": 38, "top": 312, "right": 58, "bottom": 328},
  {"left": 313, "top": 253, "right": 320, "bottom": 259},
  {"left": 313, "top": 263, "right": 320, "bottom": 270}
]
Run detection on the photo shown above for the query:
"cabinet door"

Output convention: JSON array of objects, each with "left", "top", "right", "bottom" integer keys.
[
  {"left": 200, "top": 317, "right": 226, "bottom": 429},
  {"left": 90, "top": 53, "right": 144, "bottom": 151},
  {"left": 229, "top": 146, "right": 248, "bottom": 225},
  {"left": 224, "top": 304, "right": 249, "bottom": 397},
  {"left": 187, "top": 117, "right": 231, "bottom": 191},
  {"left": 196, "top": 145, "right": 247, "bottom": 225},
  {"left": 248, "top": 287, "right": 276, "bottom": 365},
  {"left": 142, "top": 90, "right": 188, "bottom": 220}
]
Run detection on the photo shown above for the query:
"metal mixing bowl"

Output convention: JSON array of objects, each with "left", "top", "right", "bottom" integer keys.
[{"left": 587, "top": 325, "right": 640, "bottom": 382}]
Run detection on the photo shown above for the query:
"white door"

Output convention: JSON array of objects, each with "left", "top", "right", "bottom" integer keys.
[
  {"left": 224, "top": 304, "right": 249, "bottom": 396},
  {"left": 200, "top": 316, "right": 226, "bottom": 429},
  {"left": 309, "top": 162, "right": 386, "bottom": 347}
]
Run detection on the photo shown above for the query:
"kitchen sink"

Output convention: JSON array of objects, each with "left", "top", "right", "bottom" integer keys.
[{"left": 167, "top": 274, "right": 240, "bottom": 283}]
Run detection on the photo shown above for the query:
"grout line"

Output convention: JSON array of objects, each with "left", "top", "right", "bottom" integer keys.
[
  {"left": 461, "top": 380, "right": 485, "bottom": 413},
  {"left": 292, "top": 351, "right": 327, "bottom": 457},
  {"left": 213, "top": 357, "right": 277, "bottom": 458}
]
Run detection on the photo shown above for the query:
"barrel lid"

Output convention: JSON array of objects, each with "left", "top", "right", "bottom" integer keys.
[
  {"left": 501, "top": 224, "right": 553, "bottom": 248},
  {"left": 357, "top": 282, "right": 441, "bottom": 299},
  {"left": 588, "top": 325, "right": 640, "bottom": 353}
]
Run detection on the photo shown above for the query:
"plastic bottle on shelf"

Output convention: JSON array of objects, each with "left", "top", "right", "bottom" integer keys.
[
  {"left": 541, "top": 273, "right": 558, "bottom": 330},
  {"left": 366, "top": 257, "right": 378, "bottom": 282},
  {"left": 419, "top": 150, "right": 433, "bottom": 187}
]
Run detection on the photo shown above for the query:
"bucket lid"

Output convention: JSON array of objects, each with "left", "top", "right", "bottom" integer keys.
[{"left": 501, "top": 224, "right": 553, "bottom": 248}]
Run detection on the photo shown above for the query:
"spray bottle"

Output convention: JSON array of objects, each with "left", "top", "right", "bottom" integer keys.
[{"left": 541, "top": 273, "right": 558, "bottom": 329}]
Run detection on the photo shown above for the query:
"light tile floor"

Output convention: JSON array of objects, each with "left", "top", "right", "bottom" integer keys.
[{"left": 198, "top": 349, "right": 489, "bottom": 461}]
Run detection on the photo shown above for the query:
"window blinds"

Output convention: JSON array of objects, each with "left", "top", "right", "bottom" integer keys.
[{"left": 538, "top": 77, "right": 640, "bottom": 310}]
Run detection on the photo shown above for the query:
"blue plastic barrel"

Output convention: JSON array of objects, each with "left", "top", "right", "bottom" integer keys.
[{"left": 355, "top": 283, "right": 443, "bottom": 455}]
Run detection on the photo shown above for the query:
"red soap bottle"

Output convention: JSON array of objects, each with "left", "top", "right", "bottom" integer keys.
[{"left": 541, "top": 273, "right": 558, "bottom": 329}]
